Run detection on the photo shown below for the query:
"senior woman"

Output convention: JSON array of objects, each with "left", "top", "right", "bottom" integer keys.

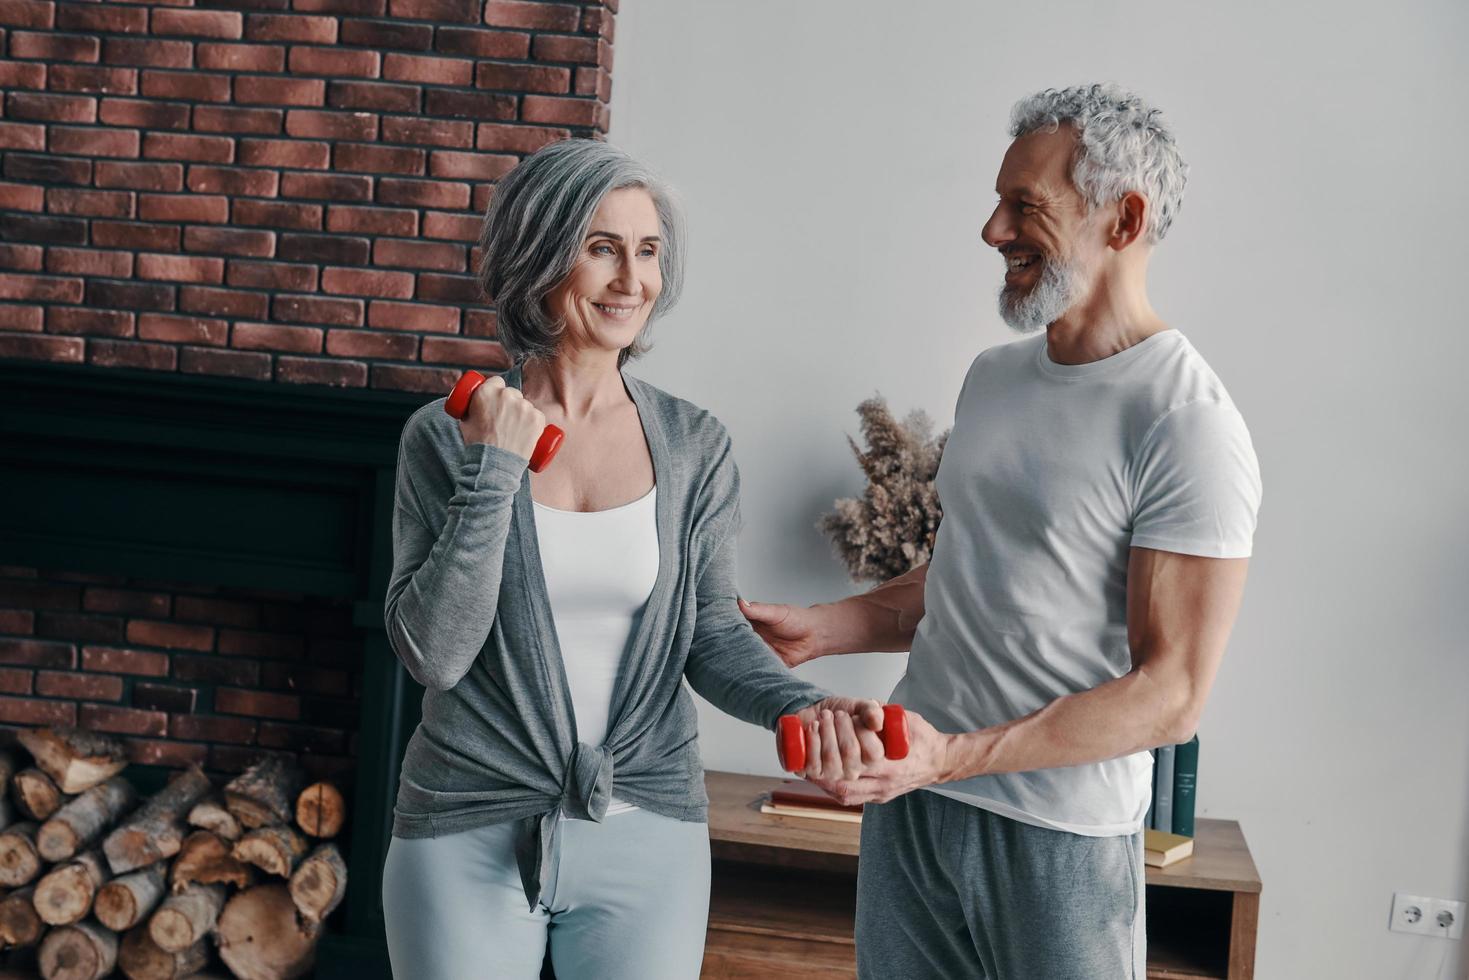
[{"left": 379, "top": 138, "right": 883, "bottom": 979}]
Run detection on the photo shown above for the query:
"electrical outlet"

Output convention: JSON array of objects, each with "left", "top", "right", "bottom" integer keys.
[
  {"left": 1427, "top": 898, "right": 1465, "bottom": 940},
  {"left": 1391, "top": 893, "right": 1432, "bottom": 936}
]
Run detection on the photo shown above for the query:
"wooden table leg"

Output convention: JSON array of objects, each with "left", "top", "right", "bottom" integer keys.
[{"left": 1228, "top": 890, "right": 1259, "bottom": 979}]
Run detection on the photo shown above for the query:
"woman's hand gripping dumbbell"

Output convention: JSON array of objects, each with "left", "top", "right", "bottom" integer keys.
[
  {"left": 444, "top": 370, "right": 565, "bottom": 472},
  {"left": 776, "top": 704, "right": 910, "bottom": 773}
]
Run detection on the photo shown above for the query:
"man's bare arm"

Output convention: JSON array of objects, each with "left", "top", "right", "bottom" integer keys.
[{"left": 741, "top": 563, "right": 928, "bottom": 666}]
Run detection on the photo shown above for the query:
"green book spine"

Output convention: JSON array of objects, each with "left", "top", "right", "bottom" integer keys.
[
  {"left": 1172, "top": 736, "right": 1199, "bottom": 837},
  {"left": 1145, "top": 748, "right": 1157, "bottom": 829}
]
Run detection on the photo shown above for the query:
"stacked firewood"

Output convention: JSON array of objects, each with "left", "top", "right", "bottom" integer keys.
[{"left": 0, "top": 728, "right": 348, "bottom": 980}]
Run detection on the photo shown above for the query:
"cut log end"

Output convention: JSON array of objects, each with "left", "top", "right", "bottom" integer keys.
[
  {"left": 38, "top": 920, "right": 119, "bottom": 980},
  {"left": 216, "top": 883, "right": 319, "bottom": 980},
  {"left": 294, "top": 782, "right": 346, "bottom": 839}
]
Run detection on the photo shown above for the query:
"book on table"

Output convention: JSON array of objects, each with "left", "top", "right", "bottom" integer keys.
[
  {"left": 1143, "top": 828, "right": 1194, "bottom": 867},
  {"left": 759, "top": 779, "right": 864, "bottom": 823}
]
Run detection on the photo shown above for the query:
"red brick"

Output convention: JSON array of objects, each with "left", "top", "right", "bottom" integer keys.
[
  {"left": 0, "top": 273, "right": 82, "bottom": 303},
  {"left": 374, "top": 238, "right": 464, "bottom": 272},
  {"left": 44, "top": 187, "right": 131, "bottom": 218},
  {"left": 258, "top": 721, "right": 345, "bottom": 754},
  {"left": 143, "top": 132, "right": 235, "bottom": 164},
  {"left": 276, "top": 357, "right": 367, "bottom": 387},
  {"left": 295, "top": 0, "right": 385, "bottom": 11},
  {"left": 216, "top": 687, "right": 300, "bottom": 721},
  {"left": 325, "top": 205, "right": 416, "bottom": 237},
  {"left": 278, "top": 172, "right": 373, "bottom": 202},
  {"left": 0, "top": 334, "right": 84, "bottom": 362},
  {"left": 138, "top": 312, "right": 229, "bottom": 346},
  {"left": 10, "top": 30, "right": 99, "bottom": 61},
  {"left": 381, "top": 52, "right": 471, "bottom": 86},
  {"left": 285, "top": 109, "right": 377, "bottom": 141},
  {"left": 179, "top": 286, "right": 268, "bottom": 319},
  {"left": 0, "top": 182, "right": 45, "bottom": 211},
  {"left": 521, "top": 95, "right": 599, "bottom": 128},
  {"left": 422, "top": 89, "right": 513, "bottom": 121},
  {"left": 95, "top": 160, "right": 183, "bottom": 192},
  {"left": 0, "top": 244, "right": 43, "bottom": 272},
  {"left": 141, "top": 69, "right": 231, "bottom": 103},
  {"left": 56, "top": 2, "right": 143, "bottom": 33},
  {"left": 233, "top": 321, "right": 322, "bottom": 354},
  {"left": 1, "top": 213, "right": 86, "bottom": 244},
  {"left": 191, "top": 106, "right": 284, "bottom": 135},
  {"left": 80, "top": 703, "right": 166, "bottom": 736},
  {"left": 476, "top": 122, "right": 568, "bottom": 155},
  {"left": 0, "top": 60, "right": 47, "bottom": 88},
  {"left": 4, "top": 153, "right": 90, "bottom": 185},
  {"left": 376, "top": 179, "right": 467, "bottom": 211},
  {"left": 465, "top": 308, "right": 497, "bottom": 338},
  {"left": 170, "top": 713, "right": 257, "bottom": 744},
  {"left": 238, "top": 138, "right": 329, "bottom": 170},
  {"left": 428, "top": 150, "right": 516, "bottom": 181},
  {"left": 196, "top": 42, "right": 284, "bottom": 72},
  {"left": 0, "top": 121, "right": 45, "bottom": 150},
  {"left": 92, "top": 220, "right": 180, "bottom": 252},
  {"left": 245, "top": 14, "right": 336, "bottom": 44},
  {"left": 0, "top": 304, "right": 45, "bottom": 331},
  {"left": 0, "top": 637, "right": 75, "bottom": 668},
  {"left": 483, "top": 0, "right": 579, "bottom": 31},
  {"left": 392, "top": 0, "right": 478, "bottom": 20},
  {"left": 179, "top": 346, "right": 273, "bottom": 380},
  {"left": 226, "top": 261, "right": 316, "bottom": 291},
  {"left": 381, "top": 116, "right": 472, "bottom": 149},
  {"left": 130, "top": 681, "right": 197, "bottom": 713},
  {"left": 422, "top": 211, "right": 481, "bottom": 242},
  {"left": 6, "top": 91, "right": 94, "bottom": 123},
  {"left": 187, "top": 165, "right": 279, "bottom": 197},
  {"left": 574, "top": 66, "right": 611, "bottom": 101},
  {"left": 98, "top": 98, "right": 190, "bottom": 130},
  {"left": 321, "top": 267, "right": 413, "bottom": 299},
  {"left": 415, "top": 272, "right": 480, "bottom": 304},
  {"left": 476, "top": 62, "right": 568, "bottom": 94},
  {"left": 0, "top": 608, "right": 37, "bottom": 632},
  {"left": 151, "top": 8, "right": 243, "bottom": 39},
  {"left": 434, "top": 26, "right": 529, "bottom": 59},
  {"left": 422, "top": 336, "right": 510, "bottom": 366},
  {"left": 271, "top": 293, "right": 362, "bottom": 327},
  {"left": 45, "top": 247, "right": 132, "bottom": 278},
  {"left": 46, "top": 306, "right": 134, "bottom": 336},
  {"left": 139, "top": 194, "right": 229, "bottom": 224},
  {"left": 327, "top": 79, "right": 419, "bottom": 113},
  {"left": 123, "top": 738, "right": 209, "bottom": 769},
  {"left": 582, "top": 5, "right": 614, "bottom": 39},
  {"left": 126, "top": 620, "right": 214, "bottom": 652},
  {"left": 49, "top": 65, "right": 137, "bottom": 95},
  {"left": 35, "top": 610, "right": 125, "bottom": 643},
  {"left": 277, "top": 233, "right": 367, "bottom": 265},
  {"left": 368, "top": 363, "right": 457, "bottom": 393},
  {"left": 48, "top": 126, "right": 139, "bottom": 158},
  {"left": 289, "top": 45, "right": 379, "bottom": 77},
  {"left": 340, "top": 18, "right": 431, "bottom": 51},
  {"left": 531, "top": 35, "right": 597, "bottom": 64},
  {"left": 136, "top": 253, "right": 225, "bottom": 284},
  {"left": 82, "top": 587, "right": 170, "bottom": 617},
  {"left": 232, "top": 198, "right": 322, "bottom": 231},
  {"left": 102, "top": 37, "right": 193, "bottom": 69},
  {"left": 323, "top": 328, "right": 416, "bottom": 360},
  {"left": 183, "top": 226, "right": 276, "bottom": 258},
  {"left": 0, "top": 668, "right": 32, "bottom": 695},
  {"left": 235, "top": 75, "right": 325, "bottom": 107},
  {"left": 0, "top": 0, "right": 55, "bottom": 29},
  {"left": 170, "top": 653, "right": 258, "bottom": 686},
  {"left": 85, "top": 279, "right": 175, "bottom": 310},
  {"left": 0, "top": 696, "right": 75, "bottom": 727},
  {"left": 334, "top": 142, "right": 424, "bottom": 176},
  {"left": 36, "top": 670, "right": 123, "bottom": 701},
  {"left": 88, "top": 339, "right": 177, "bottom": 371}
]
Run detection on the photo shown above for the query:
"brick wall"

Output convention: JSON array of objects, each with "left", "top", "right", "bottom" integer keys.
[{"left": 0, "top": 0, "right": 617, "bottom": 776}]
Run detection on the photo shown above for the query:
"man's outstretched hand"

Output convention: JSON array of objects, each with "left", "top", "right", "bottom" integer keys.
[{"left": 740, "top": 599, "right": 824, "bottom": 668}]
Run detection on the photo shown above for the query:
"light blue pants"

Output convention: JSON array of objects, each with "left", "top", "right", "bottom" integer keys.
[{"left": 382, "top": 809, "right": 711, "bottom": 980}]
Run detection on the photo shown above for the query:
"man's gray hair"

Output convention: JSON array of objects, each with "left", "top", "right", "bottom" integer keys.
[
  {"left": 476, "top": 138, "right": 685, "bottom": 366},
  {"left": 1009, "top": 84, "right": 1188, "bottom": 245}
]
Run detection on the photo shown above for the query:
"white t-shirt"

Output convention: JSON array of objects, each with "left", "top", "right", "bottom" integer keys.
[
  {"left": 534, "top": 487, "right": 659, "bottom": 817},
  {"left": 891, "top": 330, "right": 1261, "bottom": 836}
]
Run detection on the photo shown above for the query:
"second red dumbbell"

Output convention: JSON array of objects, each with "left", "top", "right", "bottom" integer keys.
[
  {"left": 776, "top": 704, "right": 910, "bottom": 773},
  {"left": 444, "top": 369, "right": 564, "bottom": 473}
]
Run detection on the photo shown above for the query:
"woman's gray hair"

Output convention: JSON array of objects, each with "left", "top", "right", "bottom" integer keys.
[
  {"left": 1009, "top": 84, "right": 1188, "bottom": 245},
  {"left": 475, "top": 138, "right": 685, "bottom": 366}
]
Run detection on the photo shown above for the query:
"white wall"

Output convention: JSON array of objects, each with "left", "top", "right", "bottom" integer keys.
[{"left": 609, "top": 2, "right": 1469, "bottom": 977}]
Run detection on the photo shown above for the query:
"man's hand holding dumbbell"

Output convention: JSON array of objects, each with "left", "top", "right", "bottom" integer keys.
[{"left": 784, "top": 697, "right": 955, "bottom": 807}]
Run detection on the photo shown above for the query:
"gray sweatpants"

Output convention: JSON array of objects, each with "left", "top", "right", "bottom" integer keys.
[
  {"left": 856, "top": 790, "right": 1145, "bottom": 979},
  {"left": 382, "top": 809, "right": 711, "bottom": 979}
]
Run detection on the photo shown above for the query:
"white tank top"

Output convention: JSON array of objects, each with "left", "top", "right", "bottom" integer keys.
[{"left": 533, "top": 486, "right": 659, "bottom": 817}]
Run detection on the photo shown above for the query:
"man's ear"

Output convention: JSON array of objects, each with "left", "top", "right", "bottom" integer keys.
[{"left": 1109, "top": 191, "right": 1149, "bottom": 251}]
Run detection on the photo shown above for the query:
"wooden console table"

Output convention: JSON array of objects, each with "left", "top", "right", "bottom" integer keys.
[{"left": 703, "top": 771, "right": 1261, "bottom": 979}]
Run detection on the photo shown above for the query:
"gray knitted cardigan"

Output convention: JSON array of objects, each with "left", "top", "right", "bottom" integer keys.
[{"left": 383, "top": 364, "right": 830, "bottom": 908}]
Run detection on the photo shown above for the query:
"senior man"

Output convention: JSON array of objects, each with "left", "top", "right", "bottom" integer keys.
[{"left": 742, "top": 84, "right": 1262, "bottom": 978}]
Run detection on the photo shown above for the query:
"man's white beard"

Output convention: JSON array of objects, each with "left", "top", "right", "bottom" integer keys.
[{"left": 998, "top": 251, "right": 1090, "bottom": 333}]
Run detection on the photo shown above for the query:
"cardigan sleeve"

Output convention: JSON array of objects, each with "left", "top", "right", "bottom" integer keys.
[
  {"left": 383, "top": 410, "right": 528, "bottom": 692},
  {"left": 682, "top": 433, "right": 831, "bottom": 729}
]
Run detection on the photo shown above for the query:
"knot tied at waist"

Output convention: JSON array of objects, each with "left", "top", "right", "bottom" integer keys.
[{"left": 513, "top": 742, "right": 615, "bottom": 910}]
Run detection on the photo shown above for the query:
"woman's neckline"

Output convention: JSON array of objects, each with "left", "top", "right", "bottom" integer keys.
[{"left": 532, "top": 485, "right": 656, "bottom": 515}]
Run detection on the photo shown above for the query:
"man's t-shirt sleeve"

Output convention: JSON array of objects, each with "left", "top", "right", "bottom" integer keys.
[{"left": 1129, "top": 399, "right": 1262, "bottom": 559}]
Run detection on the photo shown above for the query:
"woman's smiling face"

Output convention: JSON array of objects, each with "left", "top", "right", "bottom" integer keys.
[{"left": 545, "top": 187, "right": 663, "bottom": 358}]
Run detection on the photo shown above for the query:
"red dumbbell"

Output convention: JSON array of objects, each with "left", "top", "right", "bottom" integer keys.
[
  {"left": 776, "top": 704, "right": 910, "bottom": 773},
  {"left": 444, "top": 369, "right": 565, "bottom": 473}
]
